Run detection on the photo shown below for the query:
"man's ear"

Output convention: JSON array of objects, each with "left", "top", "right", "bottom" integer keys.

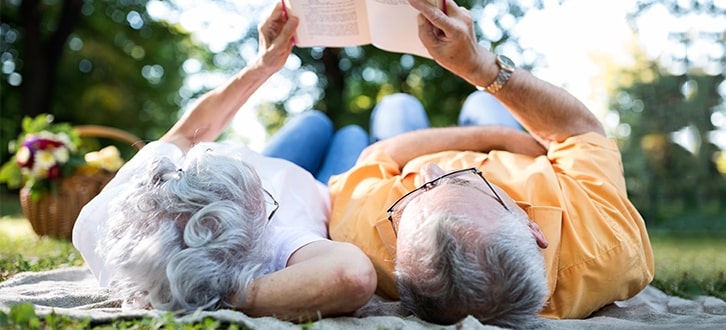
[
  {"left": 528, "top": 220, "right": 548, "bottom": 249},
  {"left": 420, "top": 162, "right": 446, "bottom": 182}
]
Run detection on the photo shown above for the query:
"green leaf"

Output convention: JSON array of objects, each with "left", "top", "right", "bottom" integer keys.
[
  {"left": 8, "top": 303, "right": 38, "bottom": 329},
  {"left": 21, "top": 114, "right": 53, "bottom": 134},
  {"left": 0, "top": 160, "right": 22, "bottom": 189}
]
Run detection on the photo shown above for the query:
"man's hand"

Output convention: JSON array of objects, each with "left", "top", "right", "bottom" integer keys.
[
  {"left": 256, "top": 3, "right": 298, "bottom": 74},
  {"left": 408, "top": 0, "right": 605, "bottom": 146},
  {"left": 407, "top": 0, "right": 492, "bottom": 86}
]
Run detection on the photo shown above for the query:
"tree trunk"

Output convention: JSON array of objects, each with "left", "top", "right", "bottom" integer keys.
[
  {"left": 20, "top": 0, "right": 83, "bottom": 118},
  {"left": 320, "top": 48, "right": 345, "bottom": 125}
]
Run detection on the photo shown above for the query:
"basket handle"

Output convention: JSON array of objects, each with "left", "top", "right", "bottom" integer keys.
[{"left": 74, "top": 125, "right": 145, "bottom": 150}]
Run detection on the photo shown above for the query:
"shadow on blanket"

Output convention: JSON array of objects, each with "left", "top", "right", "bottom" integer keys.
[{"left": 1, "top": 267, "right": 725, "bottom": 329}]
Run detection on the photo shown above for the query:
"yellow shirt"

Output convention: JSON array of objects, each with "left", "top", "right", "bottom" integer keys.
[{"left": 328, "top": 132, "right": 654, "bottom": 319}]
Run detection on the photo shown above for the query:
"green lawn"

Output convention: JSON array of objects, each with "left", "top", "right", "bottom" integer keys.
[
  {"left": 1, "top": 191, "right": 725, "bottom": 328},
  {"left": 649, "top": 233, "right": 726, "bottom": 300}
]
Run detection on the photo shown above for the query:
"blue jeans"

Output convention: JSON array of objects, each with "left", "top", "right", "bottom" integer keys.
[
  {"left": 262, "top": 111, "right": 368, "bottom": 184},
  {"left": 370, "top": 93, "right": 430, "bottom": 142},
  {"left": 458, "top": 91, "right": 522, "bottom": 130},
  {"left": 370, "top": 92, "right": 522, "bottom": 141},
  {"left": 263, "top": 92, "right": 521, "bottom": 182}
]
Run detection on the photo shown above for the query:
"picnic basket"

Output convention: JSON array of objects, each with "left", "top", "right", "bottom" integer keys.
[{"left": 19, "top": 125, "right": 145, "bottom": 240}]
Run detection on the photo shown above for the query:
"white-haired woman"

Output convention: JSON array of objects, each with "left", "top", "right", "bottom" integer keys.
[{"left": 72, "top": 3, "right": 376, "bottom": 322}]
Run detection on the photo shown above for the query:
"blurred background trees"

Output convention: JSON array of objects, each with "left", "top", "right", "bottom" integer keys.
[
  {"left": 1, "top": 0, "right": 214, "bottom": 146},
  {"left": 609, "top": 0, "right": 726, "bottom": 229},
  {"left": 1, "top": 0, "right": 724, "bottom": 229}
]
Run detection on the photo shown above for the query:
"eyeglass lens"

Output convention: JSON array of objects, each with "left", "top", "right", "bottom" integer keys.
[
  {"left": 387, "top": 168, "right": 509, "bottom": 235},
  {"left": 387, "top": 168, "right": 476, "bottom": 232}
]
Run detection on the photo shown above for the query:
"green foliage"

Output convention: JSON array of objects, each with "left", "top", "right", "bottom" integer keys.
[
  {"left": 0, "top": 304, "right": 255, "bottom": 329},
  {"left": 612, "top": 67, "right": 726, "bottom": 226},
  {"left": 1, "top": 303, "right": 42, "bottom": 329},
  {"left": 0, "top": 0, "right": 547, "bottom": 163},
  {"left": 0, "top": 161, "right": 22, "bottom": 191},
  {"left": 0, "top": 303, "right": 91, "bottom": 329},
  {"left": 53, "top": 0, "right": 199, "bottom": 138},
  {"left": 0, "top": 0, "right": 213, "bottom": 171},
  {"left": 17, "top": 115, "right": 79, "bottom": 141},
  {"left": 615, "top": 0, "right": 726, "bottom": 226}
]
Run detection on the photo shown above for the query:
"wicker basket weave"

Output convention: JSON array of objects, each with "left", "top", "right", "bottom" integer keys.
[{"left": 19, "top": 125, "right": 144, "bottom": 240}]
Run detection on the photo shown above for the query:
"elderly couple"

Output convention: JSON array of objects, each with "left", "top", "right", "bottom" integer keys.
[{"left": 73, "top": 0, "right": 654, "bottom": 327}]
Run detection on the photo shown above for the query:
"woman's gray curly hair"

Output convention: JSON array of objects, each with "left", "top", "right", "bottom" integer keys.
[
  {"left": 395, "top": 211, "right": 548, "bottom": 328},
  {"left": 97, "top": 145, "right": 271, "bottom": 312}
]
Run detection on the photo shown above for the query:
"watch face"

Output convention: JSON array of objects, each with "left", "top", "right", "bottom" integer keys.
[{"left": 497, "top": 55, "right": 515, "bottom": 71}]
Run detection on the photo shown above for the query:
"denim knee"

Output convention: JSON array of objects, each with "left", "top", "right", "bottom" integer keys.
[
  {"left": 336, "top": 125, "right": 368, "bottom": 142},
  {"left": 459, "top": 91, "right": 522, "bottom": 130},
  {"left": 261, "top": 110, "right": 334, "bottom": 174},
  {"left": 370, "top": 93, "right": 430, "bottom": 142},
  {"left": 299, "top": 110, "right": 334, "bottom": 131}
]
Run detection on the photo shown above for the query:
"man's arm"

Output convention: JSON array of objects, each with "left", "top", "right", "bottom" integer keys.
[
  {"left": 358, "top": 125, "right": 545, "bottom": 168},
  {"left": 408, "top": 0, "right": 605, "bottom": 148},
  {"left": 160, "top": 3, "right": 298, "bottom": 152},
  {"left": 234, "top": 240, "right": 377, "bottom": 321}
]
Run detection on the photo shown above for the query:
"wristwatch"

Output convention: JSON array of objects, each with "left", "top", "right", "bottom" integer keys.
[{"left": 477, "top": 54, "right": 515, "bottom": 94}]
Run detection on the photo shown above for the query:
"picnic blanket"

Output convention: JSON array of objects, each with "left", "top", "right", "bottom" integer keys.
[{"left": 1, "top": 266, "right": 725, "bottom": 329}]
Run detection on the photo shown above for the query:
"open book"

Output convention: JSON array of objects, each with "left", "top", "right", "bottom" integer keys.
[{"left": 282, "top": 0, "right": 446, "bottom": 59}]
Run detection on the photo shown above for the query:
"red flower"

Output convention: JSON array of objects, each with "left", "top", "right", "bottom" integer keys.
[{"left": 47, "top": 164, "right": 62, "bottom": 180}]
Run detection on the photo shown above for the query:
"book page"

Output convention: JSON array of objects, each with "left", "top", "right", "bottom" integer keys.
[
  {"left": 283, "top": 0, "right": 372, "bottom": 48},
  {"left": 367, "top": 0, "right": 443, "bottom": 58}
]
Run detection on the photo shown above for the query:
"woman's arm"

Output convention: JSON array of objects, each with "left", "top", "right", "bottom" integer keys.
[
  {"left": 234, "top": 240, "right": 377, "bottom": 322},
  {"left": 160, "top": 3, "right": 298, "bottom": 152},
  {"left": 359, "top": 125, "right": 546, "bottom": 168}
]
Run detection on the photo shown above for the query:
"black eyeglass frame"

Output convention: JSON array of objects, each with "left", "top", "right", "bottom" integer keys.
[
  {"left": 262, "top": 188, "right": 279, "bottom": 222},
  {"left": 386, "top": 167, "right": 510, "bottom": 234}
]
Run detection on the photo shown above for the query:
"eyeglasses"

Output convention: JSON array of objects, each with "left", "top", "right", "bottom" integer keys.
[
  {"left": 386, "top": 167, "right": 509, "bottom": 236},
  {"left": 263, "top": 188, "right": 279, "bottom": 222}
]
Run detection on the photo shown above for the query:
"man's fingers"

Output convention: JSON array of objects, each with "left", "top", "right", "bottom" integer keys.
[
  {"left": 280, "top": 16, "right": 298, "bottom": 41},
  {"left": 408, "top": 0, "right": 454, "bottom": 31}
]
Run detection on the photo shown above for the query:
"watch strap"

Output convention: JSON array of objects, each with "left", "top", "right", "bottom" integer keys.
[
  {"left": 483, "top": 69, "right": 512, "bottom": 94},
  {"left": 477, "top": 54, "right": 515, "bottom": 94}
]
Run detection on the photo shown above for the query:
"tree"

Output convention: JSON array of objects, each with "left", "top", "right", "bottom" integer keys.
[
  {"left": 2, "top": 0, "right": 555, "bottom": 146},
  {"left": 1, "top": 0, "right": 558, "bottom": 171},
  {"left": 1, "top": 0, "right": 211, "bottom": 163},
  {"left": 613, "top": 68, "right": 726, "bottom": 226},
  {"left": 611, "top": 0, "right": 726, "bottom": 228}
]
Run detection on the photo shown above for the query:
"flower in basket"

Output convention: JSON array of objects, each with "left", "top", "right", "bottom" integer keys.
[
  {"left": 83, "top": 146, "right": 125, "bottom": 172},
  {"left": 15, "top": 131, "right": 75, "bottom": 181},
  {"left": 0, "top": 114, "right": 124, "bottom": 201}
]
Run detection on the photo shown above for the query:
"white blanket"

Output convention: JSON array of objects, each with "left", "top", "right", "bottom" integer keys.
[{"left": 1, "top": 266, "right": 725, "bottom": 329}]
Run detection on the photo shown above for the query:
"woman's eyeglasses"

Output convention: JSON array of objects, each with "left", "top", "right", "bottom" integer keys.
[
  {"left": 263, "top": 188, "right": 279, "bottom": 222},
  {"left": 386, "top": 167, "right": 509, "bottom": 235}
]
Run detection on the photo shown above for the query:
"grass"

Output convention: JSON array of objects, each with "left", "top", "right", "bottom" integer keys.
[
  {"left": 0, "top": 218, "right": 85, "bottom": 282},
  {"left": 649, "top": 233, "right": 726, "bottom": 300},
  {"left": 1, "top": 191, "right": 725, "bottom": 328}
]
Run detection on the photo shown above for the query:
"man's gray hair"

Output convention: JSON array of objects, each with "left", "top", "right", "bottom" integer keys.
[
  {"left": 394, "top": 211, "right": 548, "bottom": 328},
  {"left": 97, "top": 146, "right": 271, "bottom": 312}
]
